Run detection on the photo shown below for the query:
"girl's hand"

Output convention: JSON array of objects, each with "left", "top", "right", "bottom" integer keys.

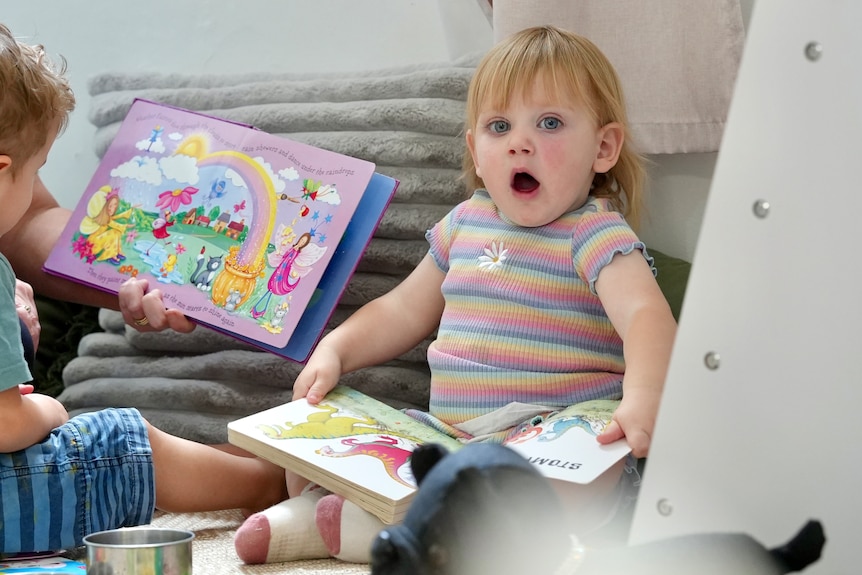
[
  {"left": 597, "top": 388, "right": 662, "bottom": 458},
  {"left": 292, "top": 345, "right": 343, "bottom": 404},
  {"left": 15, "top": 279, "right": 40, "bottom": 351},
  {"left": 119, "top": 278, "right": 196, "bottom": 333}
]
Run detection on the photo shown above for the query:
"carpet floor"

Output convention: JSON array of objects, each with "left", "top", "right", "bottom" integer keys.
[
  {"left": 67, "top": 509, "right": 371, "bottom": 574},
  {"left": 151, "top": 510, "right": 371, "bottom": 574}
]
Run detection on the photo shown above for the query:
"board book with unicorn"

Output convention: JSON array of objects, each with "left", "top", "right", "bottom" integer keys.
[
  {"left": 503, "top": 399, "right": 632, "bottom": 484},
  {"left": 43, "top": 98, "right": 398, "bottom": 362},
  {"left": 227, "top": 386, "right": 631, "bottom": 524}
]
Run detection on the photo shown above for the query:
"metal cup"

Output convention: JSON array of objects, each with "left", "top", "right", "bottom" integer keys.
[{"left": 83, "top": 527, "right": 194, "bottom": 575}]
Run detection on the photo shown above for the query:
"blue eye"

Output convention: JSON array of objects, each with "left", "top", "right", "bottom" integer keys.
[
  {"left": 489, "top": 120, "right": 509, "bottom": 134},
  {"left": 540, "top": 117, "right": 562, "bottom": 130}
]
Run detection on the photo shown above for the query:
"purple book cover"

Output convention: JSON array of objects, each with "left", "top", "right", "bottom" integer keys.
[{"left": 45, "top": 99, "right": 377, "bottom": 350}]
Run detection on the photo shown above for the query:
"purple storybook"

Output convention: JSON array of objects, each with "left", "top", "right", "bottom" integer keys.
[{"left": 44, "top": 99, "right": 397, "bottom": 362}]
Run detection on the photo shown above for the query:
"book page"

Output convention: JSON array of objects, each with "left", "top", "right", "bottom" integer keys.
[
  {"left": 505, "top": 399, "right": 631, "bottom": 484},
  {"left": 228, "top": 387, "right": 461, "bottom": 507},
  {"left": 44, "top": 99, "right": 375, "bottom": 348},
  {"left": 0, "top": 557, "right": 84, "bottom": 573}
]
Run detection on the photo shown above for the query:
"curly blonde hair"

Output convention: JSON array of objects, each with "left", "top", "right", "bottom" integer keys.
[
  {"left": 463, "top": 25, "right": 646, "bottom": 229},
  {"left": 0, "top": 23, "right": 75, "bottom": 177}
]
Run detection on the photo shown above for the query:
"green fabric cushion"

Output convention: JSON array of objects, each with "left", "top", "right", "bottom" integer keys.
[{"left": 650, "top": 249, "right": 691, "bottom": 322}]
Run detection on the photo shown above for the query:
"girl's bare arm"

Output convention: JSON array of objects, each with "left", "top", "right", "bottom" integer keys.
[{"left": 294, "top": 254, "right": 446, "bottom": 403}]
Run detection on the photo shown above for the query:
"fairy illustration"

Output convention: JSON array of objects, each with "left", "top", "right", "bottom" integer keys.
[
  {"left": 204, "top": 177, "right": 227, "bottom": 206},
  {"left": 141, "top": 212, "right": 175, "bottom": 255},
  {"left": 146, "top": 125, "right": 163, "bottom": 151},
  {"left": 78, "top": 185, "right": 135, "bottom": 264},
  {"left": 278, "top": 181, "right": 339, "bottom": 218},
  {"left": 251, "top": 231, "right": 327, "bottom": 319}
]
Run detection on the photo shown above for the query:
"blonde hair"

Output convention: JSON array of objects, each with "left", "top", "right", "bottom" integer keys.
[
  {"left": 463, "top": 25, "right": 646, "bottom": 229},
  {"left": 0, "top": 23, "right": 75, "bottom": 177}
]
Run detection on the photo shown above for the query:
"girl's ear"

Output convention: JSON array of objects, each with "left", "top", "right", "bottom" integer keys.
[
  {"left": 0, "top": 155, "right": 12, "bottom": 174},
  {"left": 593, "top": 122, "right": 624, "bottom": 174},
  {"left": 466, "top": 129, "right": 482, "bottom": 179}
]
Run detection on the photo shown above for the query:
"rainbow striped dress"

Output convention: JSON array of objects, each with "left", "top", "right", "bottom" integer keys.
[{"left": 408, "top": 190, "right": 653, "bottom": 441}]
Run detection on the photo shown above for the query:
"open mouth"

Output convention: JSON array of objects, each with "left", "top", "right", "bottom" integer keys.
[{"left": 512, "top": 171, "right": 539, "bottom": 193}]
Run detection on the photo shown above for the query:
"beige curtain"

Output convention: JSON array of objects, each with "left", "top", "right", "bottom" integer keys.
[{"left": 492, "top": 0, "right": 745, "bottom": 154}]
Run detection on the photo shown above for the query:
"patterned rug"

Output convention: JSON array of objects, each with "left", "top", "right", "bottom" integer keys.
[{"left": 149, "top": 509, "right": 370, "bottom": 575}]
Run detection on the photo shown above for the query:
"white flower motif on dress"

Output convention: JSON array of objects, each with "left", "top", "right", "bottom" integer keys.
[{"left": 477, "top": 241, "right": 508, "bottom": 271}]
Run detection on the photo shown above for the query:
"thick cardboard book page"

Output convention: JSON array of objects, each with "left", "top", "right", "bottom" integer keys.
[
  {"left": 228, "top": 386, "right": 462, "bottom": 524},
  {"left": 231, "top": 172, "right": 398, "bottom": 362},
  {"left": 44, "top": 99, "right": 390, "bottom": 360},
  {"left": 0, "top": 556, "right": 85, "bottom": 573},
  {"left": 505, "top": 399, "right": 631, "bottom": 484}
]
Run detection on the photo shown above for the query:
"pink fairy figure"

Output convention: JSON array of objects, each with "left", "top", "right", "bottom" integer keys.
[
  {"left": 145, "top": 213, "right": 175, "bottom": 255},
  {"left": 251, "top": 232, "right": 327, "bottom": 319}
]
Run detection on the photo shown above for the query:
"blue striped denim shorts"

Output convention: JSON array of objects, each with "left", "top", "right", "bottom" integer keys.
[{"left": 0, "top": 407, "right": 155, "bottom": 553}]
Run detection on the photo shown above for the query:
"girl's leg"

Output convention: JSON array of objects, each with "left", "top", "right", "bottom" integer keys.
[
  {"left": 315, "top": 492, "right": 385, "bottom": 563},
  {"left": 234, "top": 484, "right": 384, "bottom": 564},
  {"left": 234, "top": 470, "right": 325, "bottom": 563},
  {"left": 146, "top": 422, "right": 287, "bottom": 513},
  {"left": 235, "top": 484, "right": 331, "bottom": 564}
]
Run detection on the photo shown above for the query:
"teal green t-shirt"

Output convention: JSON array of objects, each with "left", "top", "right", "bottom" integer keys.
[{"left": 0, "top": 253, "right": 32, "bottom": 391}]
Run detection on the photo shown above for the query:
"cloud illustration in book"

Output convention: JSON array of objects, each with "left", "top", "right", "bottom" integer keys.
[
  {"left": 280, "top": 166, "right": 300, "bottom": 181},
  {"left": 248, "top": 156, "right": 287, "bottom": 195},
  {"left": 111, "top": 155, "right": 163, "bottom": 185}
]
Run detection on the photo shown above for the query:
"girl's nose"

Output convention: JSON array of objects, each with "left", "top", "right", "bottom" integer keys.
[{"left": 507, "top": 127, "right": 533, "bottom": 155}]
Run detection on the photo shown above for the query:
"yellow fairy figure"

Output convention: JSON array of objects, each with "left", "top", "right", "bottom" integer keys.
[{"left": 79, "top": 185, "right": 134, "bottom": 264}]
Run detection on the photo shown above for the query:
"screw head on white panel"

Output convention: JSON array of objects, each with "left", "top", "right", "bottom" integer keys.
[
  {"left": 805, "top": 42, "right": 822, "bottom": 62},
  {"left": 753, "top": 200, "right": 770, "bottom": 218},
  {"left": 704, "top": 352, "right": 721, "bottom": 370},
  {"left": 657, "top": 498, "right": 673, "bottom": 516}
]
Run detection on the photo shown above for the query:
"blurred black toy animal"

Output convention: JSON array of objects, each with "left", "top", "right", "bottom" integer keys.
[
  {"left": 370, "top": 443, "right": 825, "bottom": 575},
  {"left": 370, "top": 442, "right": 572, "bottom": 575}
]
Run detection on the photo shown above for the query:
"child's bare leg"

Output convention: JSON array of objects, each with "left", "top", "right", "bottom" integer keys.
[
  {"left": 212, "top": 443, "right": 257, "bottom": 457},
  {"left": 286, "top": 468, "right": 313, "bottom": 497},
  {"left": 147, "top": 422, "right": 287, "bottom": 513},
  {"left": 234, "top": 470, "right": 334, "bottom": 563}
]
